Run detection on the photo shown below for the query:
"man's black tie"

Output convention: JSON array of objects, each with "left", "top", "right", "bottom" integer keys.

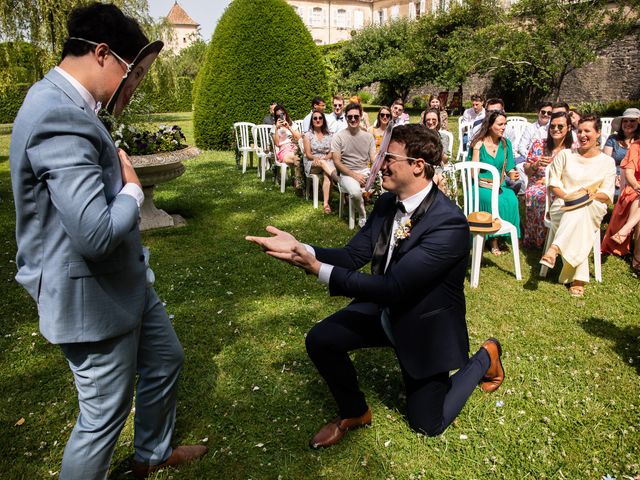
[{"left": 371, "top": 201, "right": 405, "bottom": 275}]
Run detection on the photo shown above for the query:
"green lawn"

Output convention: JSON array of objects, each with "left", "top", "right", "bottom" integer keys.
[{"left": 0, "top": 113, "right": 638, "bottom": 480}]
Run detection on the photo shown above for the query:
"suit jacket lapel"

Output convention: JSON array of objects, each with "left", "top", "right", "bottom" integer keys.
[{"left": 370, "top": 195, "right": 397, "bottom": 275}]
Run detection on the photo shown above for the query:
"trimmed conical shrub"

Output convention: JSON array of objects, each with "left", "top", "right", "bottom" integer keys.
[{"left": 194, "top": 0, "right": 329, "bottom": 150}]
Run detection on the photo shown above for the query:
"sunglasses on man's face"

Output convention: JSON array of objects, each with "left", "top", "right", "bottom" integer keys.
[
  {"left": 347, "top": 114, "right": 360, "bottom": 121},
  {"left": 333, "top": 104, "right": 343, "bottom": 108},
  {"left": 540, "top": 110, "right": 552, "bottom": 116}
]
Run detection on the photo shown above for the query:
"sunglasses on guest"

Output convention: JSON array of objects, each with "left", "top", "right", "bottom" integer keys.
[
  {"left": 540, "top": 109, "right": 552, "bottom": 116},
  {"left": 379, "top": 113, "right": 391, "bottom": 118},
  {"left": 347, "top": 114, "right": 360, "bottom": 121},
  {"left": 549, "top": 124, "right": 566, "bottom": 131},
  {"left": 312, "top": 116, "right": 324, "bottom": 121}
]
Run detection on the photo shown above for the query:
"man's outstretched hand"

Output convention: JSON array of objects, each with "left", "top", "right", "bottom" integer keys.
[{"left": 245, "top": 226, "right": 321, "bottom": 275}]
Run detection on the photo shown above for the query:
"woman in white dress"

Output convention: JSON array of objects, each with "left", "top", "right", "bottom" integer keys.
[{"left": 539, "top": 114, "right": 616, "bottom": 297}]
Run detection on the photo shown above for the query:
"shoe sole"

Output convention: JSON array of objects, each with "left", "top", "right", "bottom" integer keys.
[{"left": 480, "top": 337, "right": 504, "bottom": 391}]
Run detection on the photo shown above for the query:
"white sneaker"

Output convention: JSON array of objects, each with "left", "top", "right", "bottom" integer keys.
[{"left": 358, "top": 217, "right": 367, "bottom": 228}]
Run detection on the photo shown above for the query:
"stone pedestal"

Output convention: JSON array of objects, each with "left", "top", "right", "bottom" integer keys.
[{"left": 131, "top": 146, "right": 200, "bottom": 231}]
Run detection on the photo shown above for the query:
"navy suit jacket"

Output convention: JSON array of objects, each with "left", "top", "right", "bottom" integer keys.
[{"left": 313, "top": 187, "right": 470, "bottom": 379}]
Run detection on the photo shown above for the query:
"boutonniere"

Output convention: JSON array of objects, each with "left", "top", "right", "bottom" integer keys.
[{"left": 394, "top": 219, "right": 412, "bottom": 244}]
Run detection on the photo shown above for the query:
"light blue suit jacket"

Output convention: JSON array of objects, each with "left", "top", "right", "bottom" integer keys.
[{"left": 10, "top": 68, "right": 147, "bottom": 344}]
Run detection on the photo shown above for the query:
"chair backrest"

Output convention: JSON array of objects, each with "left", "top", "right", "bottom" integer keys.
[
  {"left": 440, "top": 130, "right": 454, "bottom": 158},
  {"left": 456, "top": 121, "right": 473, "bottom": 161},
  {"left": 600, "top": 117, "right": 614, "bottom": 146},
  {"left": 453, "top": 161, "right": 501, "bottom": 218},
  {"left": 233, "top": 122, "right": 256, "bottom": 149},
  {"left": 293, "top": 119, "right": 305, "bottom": 134},
  {"left": 252, "top": 124, "right": 274, "bottom": 156},
  {"left": 507, "top": 116, "right": 529, "bottom": 149}
]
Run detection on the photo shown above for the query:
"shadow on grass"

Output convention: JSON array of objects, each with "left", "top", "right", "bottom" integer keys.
[{"left": 581, "top": 316, "right": 640, "bottom": 375}]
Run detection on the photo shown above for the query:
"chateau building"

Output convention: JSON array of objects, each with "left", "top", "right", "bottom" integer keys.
[{"left": 163, "top": 1, "right": 200, "bottom": 53}]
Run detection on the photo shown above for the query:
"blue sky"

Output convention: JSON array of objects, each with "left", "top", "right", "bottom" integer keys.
[{"left": 148, "top": 0, "right": 234, "bottom": 41}]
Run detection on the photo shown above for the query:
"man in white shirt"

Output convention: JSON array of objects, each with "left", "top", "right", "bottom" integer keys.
[
  {"left": 517, "top": 102, "right": 553, "bottom": 161},
  {"left": 391, "top": 99, "right": 409, "bottom": 126},
  {"left": 327, "top": 94, "right": 347, "bottom": 134},
  {"left": 246, "top": 125, "right": 504, "bottom": 448},
  {"left": 302, "top": 96, "right": 326, "bottom": 133},
  {"left": 331, "top": 102, "right": 377, "bottom": 227},
  {"left": 462, "top": 94, "right": 485, "bottom": 124},
  {"left": 9, "top": 4, "right": 207, "bottom": 479}
]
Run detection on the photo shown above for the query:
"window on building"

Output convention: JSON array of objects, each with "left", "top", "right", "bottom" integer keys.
[
  {"left": 312, "top": 7, "right": 323, "bottom": 26},
  {"left": 418, "top": 0, "right": 425, "bottom": 16},
  {"left": 409, "top": 1, "right": 416, "bottom": 19},
  {"left": 391, "top": 5, "right": 399, "bottom": 19},
  {"left": 354, "top": 9, "right": 364, "bottom": 29},
  {"left": 377, "top": 9, "right": 384, "bottom": 24},
  {"left": 336, "top": 8, "right": 347, "bottom": 28}
]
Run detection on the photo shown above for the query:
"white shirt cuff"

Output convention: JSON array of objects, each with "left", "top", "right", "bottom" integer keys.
[
  {"left": 303, "top": 244, "right": 333, "bottom": 284},
  {"left": 119, "top": 183, "right": 144, "bottom": 208}
]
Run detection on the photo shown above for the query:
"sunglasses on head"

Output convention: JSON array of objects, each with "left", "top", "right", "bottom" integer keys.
[
  {"left": 549, "top": 124, "right": 565, "bottom": 131},
  {"left": 540, "top": 110, "right": 552, "bottom": 116},
  {"left": 347, "top": 114, "right": 360, "bottom": 121}
]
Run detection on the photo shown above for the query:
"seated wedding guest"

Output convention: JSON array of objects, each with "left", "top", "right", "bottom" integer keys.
[
  {"left": 349, "top": 95, "right": 371, "bottom": 130},
  {"left": 539, "top": 114, "right": 616, "bottom": 297},
  {"left": 422, "top": 108, "right": 450, "bottom": 164},
  {"left": 568, "top": 108, "right": 582, "bottom": 130},
  {"left": 522, "top": 112, "right": 573, "bottom": 249},
  {"left": 602, "top": 140, "right": 640, "bottom": 271},
  {"left": 303, "top": 110, "right": 336, "bottom": 214},
  {"left": 516, "top": 102, "right": 553, "bottom": 162},
  {"left": 302, "top": 96, "right": 326, "bottom": 132},
  {"left": 468, "top": 110, "right": 521, "bottom": 256},
  {"left": 463, "top": 94, "right": 485, "bottom": 124},
  {"left": 332, "top": 102, "right": 377, "bottom": 227},
  {"left": 603, "top": 108, "right": 640, "bottom": 195},
  {"left": 263, "top": 101, "right": 277, "bottom": 125},
  {"left": 368, "top": 106, "right": 392, "bottom": 154},
  {"left": 391, "top": 99, "right": 409, "bottom": 126},
  {"left": 327, "top": 94, "right": 347, "bottom": 134},
  {"left": 420, "top": 94, "right": 449, "bottom": 131},
  {"left": 272, "top": 104, "right": 303, "bottom": 191},
  {"left": 246, "top": 124, "right": 504, "bottom": 446}
]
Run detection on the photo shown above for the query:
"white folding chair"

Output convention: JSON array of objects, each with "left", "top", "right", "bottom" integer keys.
[
  {"left": 252, "top": 124, "right": 275, "bottom": 182},
  {"left": 539, "top": 168, "right": 602, "bottom": 282},
  {"left": 453, "top": 162, "right": 522, "bottom": 288},
  {"left": 233, "top": 122, "right": 256, "bottom": 173},
  {"left": 600, "top": 117, "right": 614, "bottom": 146},
  {"left": 293, "top": 119, "right": 305, "bottom": 134},
  {"left": 300, "top": 137, "right": 322, "bottom": 209},
  {"left": 338, "top": 183, "right": 355, "bottom": 230},
  {"left": 440, "top": 130, "right": 454, "bottom": 160},
  {"left": 456, "top": 121, "right": 473, "bottom": 163},
  {"left": 506, "top": 116, "right": 529, "bottom": 154}
]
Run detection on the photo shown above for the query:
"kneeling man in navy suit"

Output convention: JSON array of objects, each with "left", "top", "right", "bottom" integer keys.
[{"left": 247, "top": 125, "right": 504, "bottom": 448}]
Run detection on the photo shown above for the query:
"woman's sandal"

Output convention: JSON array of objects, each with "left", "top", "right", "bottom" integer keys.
[
  {"left": 539, "top": 246, "right": 559, "bottom": 269},
  {"left": 568, "top": 284, "right": 585, "bottom": 298},
  {"left": 611, "top": 232, "right": 629, "bottom": 245},
  {"left": 323, "top": 204, "right": 332, "bottom": 214}
]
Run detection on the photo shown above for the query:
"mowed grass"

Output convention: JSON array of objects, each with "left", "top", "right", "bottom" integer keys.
[{"left": 0, "top": 113, "right": 638, "bottom": 480}]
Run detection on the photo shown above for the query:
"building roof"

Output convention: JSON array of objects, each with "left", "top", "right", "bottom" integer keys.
[{"left": 166, "top": 1, "right": 199, "bottom": 27}]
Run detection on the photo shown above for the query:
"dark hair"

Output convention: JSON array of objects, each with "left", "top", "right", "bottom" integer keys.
[
  {"left": 273, "top": 104, "right": 292, "bottom": 125},
  {"left": 470, "top": 110, "right": 507, "bottom": 148},
  {"left": 578, "top": 113, "right": 602, "bottom": 132},
  {"left": 421, "top": 108, "right": 441, "bottom": 131},
  {"left": 552, "top": 101, "right": 570, "bottom": 112},
  {"left": 61, "top": 2, "right": 148, "bottom": 61},
  {"left": 428, "top": 94, "right": 443, "bottom": 110},
  {"left": 485, "top": 97, "right": 504, "bottom": 110},
  {"left": 390, "top": 125, "right": 442, "bottom": 179},
  {"left": 344, "top": 102, "right": 362, "bottom": 115},
  {"left": 311, "top": 96, "right": 325, "bottom": 108},
  {"left": 310, "top": 109, "right": 329, "bottom": 135},
  {"left": 538, "top": 101, "right": 553, "bottom": 110},
  {"left": 392, "top": 99, "right": 404, "bottom": 107},
  {"left": 374, "top": 105, "right": 391, "bottom": 128},
  {"left": 471, "top": 94, "right": 483, "bottom": 102},
  {"left": 544, "top": 112, "right": 573, "bottom": 156}
]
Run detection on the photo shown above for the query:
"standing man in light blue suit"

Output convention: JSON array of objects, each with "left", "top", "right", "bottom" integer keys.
[{"left": 9, "top": 4, "right": 207, "bottom": 479}]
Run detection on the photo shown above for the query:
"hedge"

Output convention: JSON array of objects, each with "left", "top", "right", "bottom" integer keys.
[
  {"left": 194, "top": 0, "right": 329, "bottom": 150},
  {"left": 0, "top": 83, "right": 30, "bottom": 123}
]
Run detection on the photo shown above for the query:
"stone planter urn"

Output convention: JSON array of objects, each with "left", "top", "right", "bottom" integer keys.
[{"left": 130, "top": 145, "right": 200, "bottom": 231}]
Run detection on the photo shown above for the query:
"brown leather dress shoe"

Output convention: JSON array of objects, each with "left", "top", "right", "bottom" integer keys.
[
  {"left": 310, "top": 407, "right": 372, "bottom": 449},
  {"left": 131, "top": 444, "right": 208, "bottom": 478},
  {"left": 479, "top": 338, "right": 504, "bottom": 393}
]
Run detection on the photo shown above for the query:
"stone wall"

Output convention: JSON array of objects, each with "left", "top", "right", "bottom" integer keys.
[{"left": 407, "top": 31, "right": 639, "bottom": 109}]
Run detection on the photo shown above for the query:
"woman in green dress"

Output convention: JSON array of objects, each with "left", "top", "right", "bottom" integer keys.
[{"left": 467, "top": 110, "right": 521, "bottom": 256}]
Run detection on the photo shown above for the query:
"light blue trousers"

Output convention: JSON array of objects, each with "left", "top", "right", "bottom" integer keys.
[{"left": 59, "top": 288, "right": 184, "bottom": 480}]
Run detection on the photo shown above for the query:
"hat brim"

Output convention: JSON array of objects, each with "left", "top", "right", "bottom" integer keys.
[{"left": 560, "top": 198, "right": 592, "bottom": 211}]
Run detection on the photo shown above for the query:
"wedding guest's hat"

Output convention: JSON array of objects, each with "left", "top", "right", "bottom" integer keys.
[
  {"left": 611, "top": 108, "right": 640, "bottom": 133},
  {"left": 467, "top": 211, "right": 501, "bottom": 234},
  {"left": 561, "top": 190, "right": 592, "bottom": 211}
]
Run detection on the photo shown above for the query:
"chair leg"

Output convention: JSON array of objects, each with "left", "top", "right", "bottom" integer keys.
[
  {"left": 539, "top": 229, "right": 554, "bottom": 278},
  {"left": 510, "top": 231, "right": 522, "bottom": 281},
  {"left": 348, "top": 195, "right": 355, "bottom": 230},
  {"left": 593, "top": 230, "right": 602, "bottom": 283},
  {"left": 280, "top": 164, "right": 287, "bottom": 193},
  {"left": 470, "top": 234, "right": 485, "bottom": 288},
  {"left": 242, "top": 150, "right": 248, "bottom": 173},
  {"left": 312, "top": 175, "right": 319, "bottom": 209},
  {"left": 338, "top": 191, "right": 344, "bottom": 219}
]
